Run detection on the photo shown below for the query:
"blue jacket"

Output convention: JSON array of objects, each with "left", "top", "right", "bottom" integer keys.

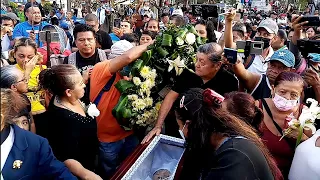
[{"left": 2, "top": 125, "right": 77, "bottom": 180}]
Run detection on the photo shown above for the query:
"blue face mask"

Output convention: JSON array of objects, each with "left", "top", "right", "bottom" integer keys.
[{"left": 308, "top": 53, "right": 320, "bottom": 62}]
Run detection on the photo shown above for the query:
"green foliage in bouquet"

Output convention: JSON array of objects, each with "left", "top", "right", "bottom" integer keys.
[{"left": 112, "top": 24, "right": 207, "bottom": 130}]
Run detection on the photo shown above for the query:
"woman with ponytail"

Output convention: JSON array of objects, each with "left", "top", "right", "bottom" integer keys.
[
  {"left": 224, "top": 92, "right": 264, "bottom": 131},
  {"left": 175, "top": 88, "right": 282, "bottom": 180},
  {"left": 39, "top": 65, "right": 101, "bottom": 180}
]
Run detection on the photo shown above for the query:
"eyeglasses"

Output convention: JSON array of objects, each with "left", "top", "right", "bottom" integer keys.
[{"left": 16, "top": 78, "right": 28, "bottom": 84}]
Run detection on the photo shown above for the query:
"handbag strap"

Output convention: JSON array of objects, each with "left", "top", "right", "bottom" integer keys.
[
  {"left": 261, "top": 99, "right": 284, "bottom": 135},
  {"left": 93, "top": 73, "right": 116, "bottom": 105}
]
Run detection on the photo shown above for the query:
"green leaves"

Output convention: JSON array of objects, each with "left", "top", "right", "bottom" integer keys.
[
  {"left": 115, "top": 80, "right": 135, "bottom": 94},
  {"left": 162, "top": 34, "right": 173, "bottom": 47},
  {"left": 157, "top": 47, "right": 169, "bottom": 57},
  {"left": 131, "top": 59, "right": 144, "bottom": 77},
  {"left": 187, "top": 25, "right": 198, "bottom": 35},
  {"left": 295, "top": 125, "right": 304, "bottom": 148}
]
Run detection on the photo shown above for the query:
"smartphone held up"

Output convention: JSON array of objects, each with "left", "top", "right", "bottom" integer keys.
[{"left": 224, "top": 48, "right": 238, "bottom": 64}]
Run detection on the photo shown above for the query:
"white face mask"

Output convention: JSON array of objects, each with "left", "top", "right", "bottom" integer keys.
[
  {"left": 178, "top": 123, "right": 187, "bottom": 140},
  {"left": 272, "top": 93, "right": 299, "bottom": 111}
]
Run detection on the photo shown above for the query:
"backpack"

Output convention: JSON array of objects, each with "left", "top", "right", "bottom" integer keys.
[{"left": 67, "top": 49, "right": 108, "bottom": 66}]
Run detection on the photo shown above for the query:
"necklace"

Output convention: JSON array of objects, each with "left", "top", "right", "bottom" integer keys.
[
  {"left": 55, "top": 97, "right": 94, "bottom": 123},
  {"left": 55, "top": 97, "right": 85, "bottom": 112}
]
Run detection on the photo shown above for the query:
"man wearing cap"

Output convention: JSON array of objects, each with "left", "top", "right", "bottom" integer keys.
[
  {"left": 233, "top": 49, "right": 296, "bottom": 100},
  {"left": 13, "top": 5, "right": 49, "bottom": 47},
  {"left": 24, "top": 0, "right": 45, "bottom": 18},
  {"left": 225, "top": 11, "right": 277, "bottom": 74},
  {"left": 5, "top": 12, "right": 20, "bottom": 25}
]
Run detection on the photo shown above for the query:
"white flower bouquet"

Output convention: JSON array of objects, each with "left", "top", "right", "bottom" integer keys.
[
  {"left": 281, "top": 98, "right": 319, "bottom": 147},
  {"left": 112, "top": 24, "right": 206, "bottom": 130}
]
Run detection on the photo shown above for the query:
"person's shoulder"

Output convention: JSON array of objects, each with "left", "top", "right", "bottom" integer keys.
[
  {"left": 41, "top": 21, "right": 50, "bottom": 26},
  {"left": 216, "top": 138, "right": 258, "bottom": 161},
  {"left": 217, "top": 69, "right": 237, "bottom": 82},
  {"left": 13, "top": 125, "right": 47, "bottom": 146},
  {"left": 14, "top": 22, "right": 26, "bottom": 28}
]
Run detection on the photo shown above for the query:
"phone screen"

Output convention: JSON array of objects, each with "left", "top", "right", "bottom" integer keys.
[
  {"left": 224, "top": 48, "right": 238, "bottom": 64},
  {"left": 114, "top": 18, "right": 121, "bottom": 28}
]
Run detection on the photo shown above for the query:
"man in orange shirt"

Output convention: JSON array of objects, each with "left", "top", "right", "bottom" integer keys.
[{"left": 90, "top": 40, "right": 151, "bottom": 179}]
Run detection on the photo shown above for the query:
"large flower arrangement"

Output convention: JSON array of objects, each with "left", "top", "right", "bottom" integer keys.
[
  {"left": 112, "top": 24, "right": 206, "bottom": 130},
  {"left": 281, "top": 98, "right": 318, "bottom": 147}
]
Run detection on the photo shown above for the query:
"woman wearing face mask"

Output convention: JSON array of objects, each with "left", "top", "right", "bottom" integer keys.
[
  {"left": 257, "top": 72, "right": 311, "bottom": 179},
  {"left": 176, "top": 88, "right": 282, "bottom": 180}
]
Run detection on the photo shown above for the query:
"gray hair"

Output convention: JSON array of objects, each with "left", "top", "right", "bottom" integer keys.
[
  {"left": 197, "top": 43, "right": 223, "bottom": 62},
  {"left": 0, "top": 65, "right": 21, "bottom": 88},
  {"left": 85, "top": 13, "right": 98, "bottom": 22}
]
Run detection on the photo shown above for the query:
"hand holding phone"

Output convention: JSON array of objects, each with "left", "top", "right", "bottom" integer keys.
[
  {"left": 298, "top": 16, "right": 320, "bottom": 27},
  {"left": 224, "top": 48, "right": 238, "bottom": 64}
]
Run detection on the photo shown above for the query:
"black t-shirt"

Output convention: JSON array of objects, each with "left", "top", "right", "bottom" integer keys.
[
  {"left": 63, "top": 49, "right": 100, "bottom": 74},
  {"left": 172, "top": 68, "right": 238, "bottom": 96},
  {"left": 63, "top": 50, "right": 101, "bottom": 104},
  {"left": 72, "top": 29, "right": 113, "bottom": 50},
  {"left": 203, "top": 138, "right": 274, "bottom": 180}
]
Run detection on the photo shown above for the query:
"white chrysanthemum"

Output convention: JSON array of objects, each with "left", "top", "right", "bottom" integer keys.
[
  {"left": 147, "top": 69, "right": 157, "bottom": 80},
  {"left": 132, "top": 99, "right": 146, "bottom": 110},
  {"left": 133, "top": 77, "right": 142, "bottom": 86},
  {"left": 128, "top": 94, "right": 138, "bottom": 101},
  {"left": 140, "top": 82, "right": 149, "bottom": 92},
  {"left": 144, "top": 97, "right": 153, "bottom": 107},
  {"left": 140, "top": 66, "right": 151, "bottom": 79},
  {"left": 185, "top": 33, "right": 196, "bottom": 45}
]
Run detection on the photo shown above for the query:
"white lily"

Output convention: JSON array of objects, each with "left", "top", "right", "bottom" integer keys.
[
  {"left": 167, "top": 56, "right": 185, "bottom": 76},
  {"left": 87, "top": 103, "right": 100, "bottom": 119}
]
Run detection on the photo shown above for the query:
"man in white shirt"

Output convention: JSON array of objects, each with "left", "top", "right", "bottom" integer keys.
[{"left": 224, "top": 12, "right": 277, "bottom": 74}]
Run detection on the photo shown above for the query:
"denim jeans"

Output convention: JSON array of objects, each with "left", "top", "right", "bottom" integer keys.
[{"left": 98, "top": 135, "right": 139, "bottom": 179}]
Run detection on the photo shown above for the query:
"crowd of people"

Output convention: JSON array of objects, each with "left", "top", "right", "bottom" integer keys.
[{"left": 1, "top": 0, "right": 320, "bottom": 179}]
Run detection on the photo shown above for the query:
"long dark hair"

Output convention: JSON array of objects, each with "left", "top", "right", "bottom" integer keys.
[
  {"left": 195, "top": 19, "right": 217, "bottom": 43},
  {"left": 175, "top": 88, "right": 282, "bottom": 180}
]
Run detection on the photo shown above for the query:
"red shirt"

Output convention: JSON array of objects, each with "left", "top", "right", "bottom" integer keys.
[{"left": 37, "top": 42, "right": 71, "bottom": 65}]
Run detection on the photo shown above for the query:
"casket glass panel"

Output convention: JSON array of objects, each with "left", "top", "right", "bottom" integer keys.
[{"left": 122, "top": 135, "right": 185, "bottom": 180}]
